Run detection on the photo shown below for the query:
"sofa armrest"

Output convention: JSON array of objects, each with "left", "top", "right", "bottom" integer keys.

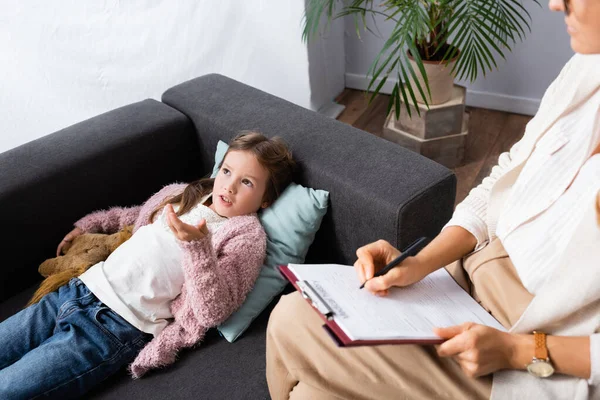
[
  {"left": 163, "top": 74, "right": 456, "bottom": 265},
  {"left": 0, "top": 99, "right": 200, "bottom": 301}
]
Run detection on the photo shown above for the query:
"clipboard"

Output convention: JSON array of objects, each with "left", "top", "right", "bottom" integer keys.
[{"left": 278, "top": 265, "right": 444, "bottom": 347}]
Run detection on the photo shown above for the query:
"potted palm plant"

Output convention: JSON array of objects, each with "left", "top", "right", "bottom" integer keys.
[{"left": 303, "top": 0, "right": 539, "bottom": 117}]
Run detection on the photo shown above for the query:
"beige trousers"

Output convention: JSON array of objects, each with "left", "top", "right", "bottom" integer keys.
[{"left": 266, "top": 239, "right": 534, "bottom": 400}]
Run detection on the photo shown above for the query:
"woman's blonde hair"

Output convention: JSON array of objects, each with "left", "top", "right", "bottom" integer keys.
[{"left": 149, "top": 131, "right": 295, "bottom": 222}]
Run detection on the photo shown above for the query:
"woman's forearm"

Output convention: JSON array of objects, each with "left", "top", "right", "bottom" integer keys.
[
  {"left": 414, "top": 226, "right": 478, "bottom": 275},
  {"left": 510, "top": 334, "right": 591, "bottom": 379}
]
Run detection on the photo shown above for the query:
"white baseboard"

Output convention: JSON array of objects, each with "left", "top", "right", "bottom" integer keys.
[
  {"left": 317, "top": 101, "right": 346, "bottom": 119},
  {"left": 345, "top": 73, "right": 540, "bottom": 116}
]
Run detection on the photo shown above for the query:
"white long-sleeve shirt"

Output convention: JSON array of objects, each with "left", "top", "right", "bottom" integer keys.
[{"left": 443, "top": 53, "right": 600, "bottom": 399}]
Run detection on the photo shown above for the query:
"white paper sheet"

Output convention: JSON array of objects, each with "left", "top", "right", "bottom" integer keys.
[{"left": 288, "top": 264, "right": 506, "bottom": 341}]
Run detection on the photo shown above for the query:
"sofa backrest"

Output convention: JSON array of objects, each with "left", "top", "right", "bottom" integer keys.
[
  {"left": 0, "top": 99, "right": 201, "bottom": 301},
  {"left": 162, "top": 74, "right": 456, "bottom": 266}
]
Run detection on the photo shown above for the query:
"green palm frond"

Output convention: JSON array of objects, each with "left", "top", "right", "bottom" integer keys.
[{"left": 302, "top": 0, "right": 540, "bottom": 118}]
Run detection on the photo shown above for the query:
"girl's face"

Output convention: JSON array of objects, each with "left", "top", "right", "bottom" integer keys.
[
  {"left": 210, "top": 150, "right": 270, "bottom": 218},
  {"left": 549, "top": 0, "right": 600, "bottom": 54}
]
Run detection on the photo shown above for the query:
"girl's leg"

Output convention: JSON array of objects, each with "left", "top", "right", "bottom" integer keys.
[
  {"left": 0, "top": 279, "right": 150, "bottom": 399},
  {"left": 0, "top": 284, "right": 65, "bottom": 369}
]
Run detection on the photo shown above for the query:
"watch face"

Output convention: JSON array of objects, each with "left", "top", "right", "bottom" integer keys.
[{"left": 527, "top": 360, "right": 555, "bottom": 378}]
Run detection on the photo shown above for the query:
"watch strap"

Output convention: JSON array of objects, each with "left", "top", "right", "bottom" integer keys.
[{"left": 534, "top": 331, "right": 549, "bottom": 360}]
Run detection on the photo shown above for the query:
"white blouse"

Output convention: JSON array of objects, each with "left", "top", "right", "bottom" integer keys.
[
  {"left": 443, "top": 53, "right": 600, "bottom": 393},
  {"left": 496, "top": 87, "right": 600, "bottom": 294},
  {"left": 500, "top": 154, "right": 600, "bottom": 294}
]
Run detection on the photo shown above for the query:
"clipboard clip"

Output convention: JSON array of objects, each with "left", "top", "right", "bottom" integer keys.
[{"left": 298, "top": 280, "right": 335, "bottom": 321}]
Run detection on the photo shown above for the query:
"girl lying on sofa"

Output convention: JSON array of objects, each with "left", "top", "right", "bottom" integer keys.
[{"left": 0, "top": 131, "right": 295, "bottom": 399}]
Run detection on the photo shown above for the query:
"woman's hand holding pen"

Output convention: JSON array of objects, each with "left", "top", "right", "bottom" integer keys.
[
  {"left": 166, "top": 204, "right": 209, "bottom": 242},
  {"left": 353, "top": 240, "right": 431, "bottom": 297},
  {"left": 354, "top": 227, "right": 481, "bottom": 297}
]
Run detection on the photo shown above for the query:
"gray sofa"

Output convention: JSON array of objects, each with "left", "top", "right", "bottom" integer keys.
[{"left": 0, "top": 74, "right": 456, "bottom": 399}]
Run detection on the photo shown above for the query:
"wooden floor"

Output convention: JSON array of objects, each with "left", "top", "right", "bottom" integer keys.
[{"left": 335, "top": 89, "right": 533, "bottom": 206}]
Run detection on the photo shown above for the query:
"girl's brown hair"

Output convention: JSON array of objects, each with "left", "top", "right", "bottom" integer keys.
[{"left": 149, "top": 131, "right": 295, "bottom": 222}]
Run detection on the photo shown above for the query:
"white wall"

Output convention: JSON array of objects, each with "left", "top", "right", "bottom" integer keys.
[
  {"left": 1, "top": 0, "right": 345, "bottom": 153},
  {"left": 344, "top": 2, "right": 574, "bottom": 115}
]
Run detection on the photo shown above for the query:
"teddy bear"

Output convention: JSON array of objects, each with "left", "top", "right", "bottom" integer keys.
[{"left": 26, "top": 225, "right": 134, "bottom": 307}]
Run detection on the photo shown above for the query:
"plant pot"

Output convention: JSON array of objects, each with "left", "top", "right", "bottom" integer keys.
[{"left": 407, "top": 51, "right": 458, "bottom": 105}]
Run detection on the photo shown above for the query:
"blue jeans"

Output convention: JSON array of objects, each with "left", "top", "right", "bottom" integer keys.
[{"left": 0, "top": 278, "right": 151, "bottom": 399}]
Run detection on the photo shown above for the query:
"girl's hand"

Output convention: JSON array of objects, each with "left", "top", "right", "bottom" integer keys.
[
  {"left": 434, "top": 323, "right": 518, "bottom": 378},
  {"left": 56, "top": 227, "right": 83, "bottom": 256},
  {"left": 353, "top": 240, "right": 431, "bottom": 297},
  {"left": 166, "top": 204, "right": 209, "bottom": 242}
]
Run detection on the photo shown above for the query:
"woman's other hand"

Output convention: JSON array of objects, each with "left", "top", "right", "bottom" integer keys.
[
  {"left": 56, "top": 227, "right": 83, "bottom": 256},
  {"left": 353, "top": 240, "right": 430, "bottom": 296},
  {"left": 434, "top": 323, "right": 525, "bottom": 378},
  {"left": 166, "top": 204, "right": 209, "bottom": 242}
]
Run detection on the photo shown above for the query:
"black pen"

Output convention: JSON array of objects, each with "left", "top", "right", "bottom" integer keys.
[{"left": 359, "top": 237, "right": 428, "bottom": 289}]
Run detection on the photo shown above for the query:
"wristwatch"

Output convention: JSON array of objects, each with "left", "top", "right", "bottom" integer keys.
[{"left": 526, "top": 331, "right": 555, "bottom": 378}]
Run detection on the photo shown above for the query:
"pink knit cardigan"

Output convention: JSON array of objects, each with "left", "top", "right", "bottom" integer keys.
[{"left": 74, "top": 183, "right": 267, "bottom": 378}]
